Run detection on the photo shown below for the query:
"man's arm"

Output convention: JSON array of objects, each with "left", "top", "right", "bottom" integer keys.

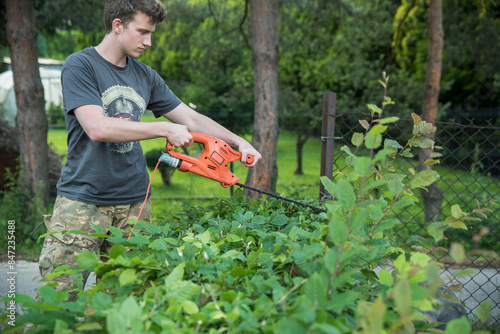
[
  {"left": 74, "top": 104, "right": 193, "bottom": 147},
  {"left": 163, "top": 102, "right": 262, "bottom": 167}
]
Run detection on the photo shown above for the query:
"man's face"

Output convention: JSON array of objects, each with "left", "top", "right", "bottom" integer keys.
[{"left": 118, "top": 11, "right": 156, "bottom": 58}]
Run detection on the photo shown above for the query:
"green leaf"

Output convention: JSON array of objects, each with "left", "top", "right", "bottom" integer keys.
[
  {"left": 76, "top": 250, "right": 99, "bottom": 271},
  {"left": 149, "top": 238, "right": 168, "bottom": 250},
  {"left": 444, "top": 316, "right": 471, "bottom": 334},
  {"left": 445, "top": 216, "right": 468, "bottom": 230},
  {"left": 476, "top": 299, "right": 492, "bottom": 323},
  {"left": 368, "top": 298, "right": 386, "bottom": 333},
  {"left": 220, "top": 249, "right": 244, "bottom": 261},
  {"left": 394, "top": 276, "right": 411, "bottom": 316},
  {"left": 225, "top": 234, "right": 242, "bottom": 242},
  {"left": 128, "top": 235, "right": 150, "bottom": 245},
  {"left": 408, "top": 135, "right": 434, "bottom": 148},
  {"left": 384, "top": 139, "right": 403, "bottom": 151},
  {"left": 66, "top": 229, "right": 86, "bottom": 234},
  {"left": 247, "top": 248, "right": 264, "bottom": 269},
  {"left": 142, "top": 223, "right": 162, "bottom": 234},
  {"left": 324, "top": 247, "right": 339, "bottom": 274},
  {"left": 451, "top": 204, "right": 466, "bottom": 219},
  {"left": 350, "top": 209, "right": 368, "bottom": 235},
  {"left": 379, "top": 116, "right": 400, "bottom": 124},
  {"left": 411, "top": 284, "right": 428, "bottom": 301},
  {"left": 182, "top": 300, "right": 199, "bottom": 315},
  {"left": 373, "top": 148, "right": 397, "bottom": 163},
  {"left": 351, "top": 132, "right": 364, "bottom": 147},
  {"left": 321, "top": 176, "right": 336, "bottom": 196},
  {"left": 91, "top": 292, "right": 113, "bottom": 310},
  {"left": 310, "top": 323, "right": 342, "bottom": 334},
  {"left": 76, "top": 322, "right": 103, "bottom": 331},
  {"left": 353, "top": 157, "right": 370, "bottom": 176},
  {"left": 107, "top": 237, "right": 126, "bottom": 243},
  {"left": 109, "top": 226, "right": 124, "bottom": 237},
  {"left": 392, "top": 197, "right": 415, "bottom": 210},
  {"left": 373, "top": 218, "right": 400, "bottom": 235},
  {"left": 335, "top": 179, "right": 355, "bottom": 210},
  {"left": 106, "top": 310, "right": 127, "bottom": 333},
  {"left": 401, "top": 148, "right": 414, "bottom": 158},
  {"left": 413, "top": 121, "right": 436, "bottom": 135},
  {"left": 378, "top": 269, "right": 394, "bottom": 286},
  {"left": 272, "top": 214, "right": 289, "bottom": 226},
  {"left": 367, "top": 104, "right": 382, "bottom": 114},
  {"left": 119, "top": 268, "right": 139, "bottom": 286},
  {"left": 327, "top": 290, "right": 360, "bottom": 310},
  {"left": 329, "top": 211, "right": 348, "bottom": 246},
  {"left": 359, "top": 119, "right": 370, "bottom": 130},
  {"left": 304, "top": 272, "right": 327, "bottom": 309},
  {"left": 364, "top": 133, "right": 382, "bottom": 149},
  {"left": 54, "top": 319, "right": 69, "bottom": 332},
  {"left": 387, "top": 178, "right": 403, "bottom": 197},
  {"left": 88, "top": 233, "right": 109, "bottom": 238},
  {"left": 393, "top": 254, "right": 407, "bottom": 275},
  {"left": 410, "top": 252, "right": 431, "bottom": 267},
  {"left": 409, "top": 170, "right": 439, "bottom": 189},
  {"left": 428, "top": 222, "right": 445, "bottom": 242},
  {"left": 92, "top": 223, "right": 103, "bottom": 234},
  {"left": 197, "top": 230, "right": 211, "bottom": 244},
  {"left": 120, "top": 296, "right": 141, "bottom": 327},
  {"left": 165, "top": 262, "right": 185, "bottom": 288},
  {"left": 341, "top": 145, "right": 354, "bottom": 157},
  {"left": 450, "top": 242, "right": 466, "bottom": 263},
  {"left": 74, "top": 273, "right": 84, "bottom": 291},
  {"left": 369, "top": 124, "right": 387, "bottom": 134}
]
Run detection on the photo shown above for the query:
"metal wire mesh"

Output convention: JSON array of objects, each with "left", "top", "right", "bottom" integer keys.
[{"left": 331, "top": 109, "right": 500, "bottom": 323}]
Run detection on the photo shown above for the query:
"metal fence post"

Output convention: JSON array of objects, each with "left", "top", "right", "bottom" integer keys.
[{"left": 319, "top": 92, "right": 336, "bottom": 204}]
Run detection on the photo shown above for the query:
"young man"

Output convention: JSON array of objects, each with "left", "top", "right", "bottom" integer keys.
[{"left": 38, "top": 0, "right": 261, "bottom": 300}]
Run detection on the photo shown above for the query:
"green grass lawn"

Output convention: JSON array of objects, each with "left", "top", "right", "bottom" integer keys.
[{"left": 47, "top": 113, "right": 323, "bottom": 219}]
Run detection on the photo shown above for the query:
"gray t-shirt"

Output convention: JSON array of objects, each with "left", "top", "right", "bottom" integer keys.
[{"left": 57, "top": 47, "right": 181, "bottom": 205}]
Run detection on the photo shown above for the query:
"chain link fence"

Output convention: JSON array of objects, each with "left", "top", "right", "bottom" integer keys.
[{"left": 330, "top": 108, "right": 500, "bottom": 324}]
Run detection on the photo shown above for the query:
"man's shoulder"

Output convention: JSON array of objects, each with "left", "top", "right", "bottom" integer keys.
[
  {"left": 128, "top": 56, "right": 155, "bottom": 74},
  {"left": 63, "top": 48, "right": 95, "bottom": 67}
]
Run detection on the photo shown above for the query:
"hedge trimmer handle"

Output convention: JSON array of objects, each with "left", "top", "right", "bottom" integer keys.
[{"left": 160, "top": 132, "right": 254, "bottom": 188}]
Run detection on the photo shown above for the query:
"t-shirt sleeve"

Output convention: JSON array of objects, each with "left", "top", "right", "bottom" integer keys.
[
  {"left": 61, "top": 54, "right": 102, "bottom": 115},
  {"left": 147, "top": 70, "right": 182, "bottom": 118}
]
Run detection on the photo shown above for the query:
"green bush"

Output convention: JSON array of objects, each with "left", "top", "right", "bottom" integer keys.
[
  {"left": 46, "top": 103, "right": 65, "bottom": 125},
  {"left": 4, "top": 81, "right": 496, "bottom": 333},
  {"left": 0, "top": 168, "right": 44, "bottom": 256}
]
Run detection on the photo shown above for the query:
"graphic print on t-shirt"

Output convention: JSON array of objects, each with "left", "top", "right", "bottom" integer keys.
[{"left": 102, "top": 85, "right": 147, "bottom": 153}]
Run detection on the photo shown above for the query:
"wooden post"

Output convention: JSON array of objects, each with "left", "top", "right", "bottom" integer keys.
[{"left": 319, "top": 92, "right": 336, "bottom": 203}]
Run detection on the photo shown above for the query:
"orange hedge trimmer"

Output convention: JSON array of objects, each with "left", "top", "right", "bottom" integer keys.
[
  {"left": 158, "top": 132, "right": 326, "bottom": 212},
  {"left": 159, "top": 132, "right": 254, "bottom": 188},
  {"left": 128, "top": 132, "right": 325, "bottom": 240}
]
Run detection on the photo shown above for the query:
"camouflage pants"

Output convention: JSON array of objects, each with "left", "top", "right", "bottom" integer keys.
[{"left": 38, "top": 195, "right": 150, "bottom": 300}]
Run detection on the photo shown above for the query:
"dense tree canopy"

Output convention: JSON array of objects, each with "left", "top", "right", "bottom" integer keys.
[{"left": 22, "top": 0, "right": 493, "bottom": 133}]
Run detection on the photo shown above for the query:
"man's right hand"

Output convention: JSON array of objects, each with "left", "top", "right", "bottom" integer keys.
[{"left": 165, "top": 123, "right": 193, "bottom": 147}]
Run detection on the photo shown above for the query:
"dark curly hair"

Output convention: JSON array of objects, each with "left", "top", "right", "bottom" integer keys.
[{"left": 103, "top": 0, "right": 167, "bottom": 33}]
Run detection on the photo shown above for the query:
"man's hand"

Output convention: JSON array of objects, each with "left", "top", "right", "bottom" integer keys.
[
  {"left": 238, "top": 142, "right": 261, "bottom": 167},
  {"left": 165, "top": 123, "right": 193, "bottom": 147}
]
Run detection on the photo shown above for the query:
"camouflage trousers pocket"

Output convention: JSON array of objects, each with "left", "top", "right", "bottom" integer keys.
[{"left": 42, "top": 213, "right": 76, "bottom": 245}]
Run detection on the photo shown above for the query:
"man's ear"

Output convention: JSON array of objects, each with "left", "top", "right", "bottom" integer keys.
[{"left": 112, "top": 18, "right": 123, "bottom": 34}]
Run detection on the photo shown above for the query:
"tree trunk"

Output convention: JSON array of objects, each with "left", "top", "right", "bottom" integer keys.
[
  {"left": 419, "top": 0, "right": 443, "bottom": 222},
  {"left": 295, "top": 130, "right": 304, "bottom": 175},
  {"left": 6, "top": 0, "right": 49, "bottom": 208},
  {"left": 245, "top": 0, "right": 279, "bottom": 198}
]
